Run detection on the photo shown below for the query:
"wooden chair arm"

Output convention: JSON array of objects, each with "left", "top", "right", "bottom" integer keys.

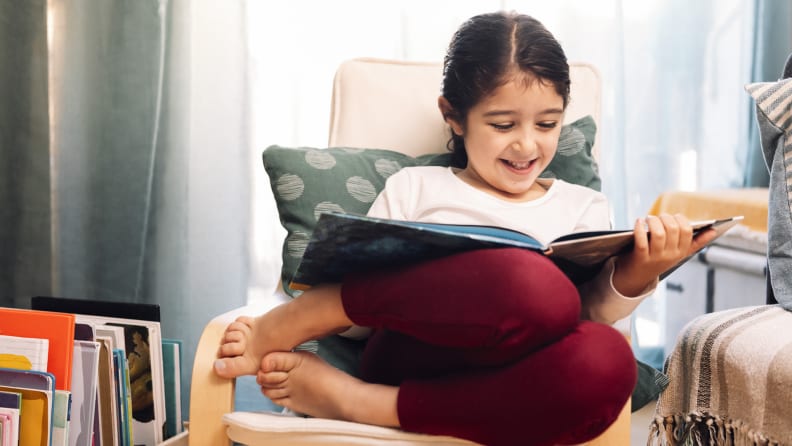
[{"left": 188, "top": 297, "right": 288, "bottom": 446}]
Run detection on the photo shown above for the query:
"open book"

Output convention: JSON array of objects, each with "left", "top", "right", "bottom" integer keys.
[{"left": 290, "top": 212, "right": 744, "bottom": 289}]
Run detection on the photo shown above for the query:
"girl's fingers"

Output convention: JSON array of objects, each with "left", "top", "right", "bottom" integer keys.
[
  {"left": 633, "top": 217, "right": 649, "bottom": 253},
  {"left": 658, "top": 213, "right": 680, "bottom": 250},
  {"left": 645, "top": 215, "right": 665, "bottom": 253},
  {"left": 673, "top": 213, "right": 694, "bottom": 252}
]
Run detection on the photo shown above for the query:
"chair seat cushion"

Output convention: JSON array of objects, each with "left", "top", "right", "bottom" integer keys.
[{"left": 223, "top": 411, "right": 479, "bottom": 445}]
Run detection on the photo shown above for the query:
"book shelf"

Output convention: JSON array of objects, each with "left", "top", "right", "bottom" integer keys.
[{"left": 0, "top": 300, "right": 185, "bottom": 446}]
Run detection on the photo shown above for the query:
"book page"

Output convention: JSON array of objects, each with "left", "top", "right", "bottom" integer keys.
[
  {"left": 0, "top": 335, "right": 49, "bottom": 372},
  {"left": 547, "top": 216, "right": 744, "bottom": 283}
]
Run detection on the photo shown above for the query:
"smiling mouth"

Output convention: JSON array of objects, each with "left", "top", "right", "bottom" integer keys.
[{"left": 502, "top": 159, "right": 535, "bottom": 170}]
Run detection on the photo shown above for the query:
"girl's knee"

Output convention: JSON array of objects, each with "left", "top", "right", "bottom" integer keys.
[
  {"left": 551, "top": 322, "right": 636, "bottom": 443},
  {"left": 470, "top": 248, "right": 580, "bottom": 320},
  {"left": 572, "top": 322, "right": 636, "bottom": 407}
]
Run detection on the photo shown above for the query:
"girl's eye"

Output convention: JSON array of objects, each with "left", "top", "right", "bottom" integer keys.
[
  {"left": 490, "top": 123, "right": 514, "bottom": 130},
  {"left": 538, "top": 121, "right": 559, "bottom": 129}
]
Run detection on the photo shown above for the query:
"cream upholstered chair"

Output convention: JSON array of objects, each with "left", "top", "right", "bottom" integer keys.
[{"left": 187, "top": 58, "right": 631, "bottom": 446}]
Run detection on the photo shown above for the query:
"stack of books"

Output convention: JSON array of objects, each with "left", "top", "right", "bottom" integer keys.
[{"left": 0, "top": 297, "right": 184, "bottom": 446}]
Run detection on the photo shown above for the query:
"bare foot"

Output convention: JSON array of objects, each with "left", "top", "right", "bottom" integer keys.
[
  {"left": 257, "top": 351, "right": 400, "bottom": 427},
  {"left": 214, "top": 315, "right": 271, "bottom": 377},
  {"left": 214, "top": 284, "right": 354, "bottom": 378}
]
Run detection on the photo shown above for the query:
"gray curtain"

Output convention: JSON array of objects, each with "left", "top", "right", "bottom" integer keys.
[
  {"left": 744, "top": 0, "right": 792, "bottom": 187},
  {"left": 1, "top": 0, "right": 251, "bottom": 419},
  {"left": 0, "top": 0, "right": 51, "bottom": 308}
]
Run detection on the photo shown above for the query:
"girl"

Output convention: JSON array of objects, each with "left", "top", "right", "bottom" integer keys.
[{"left": 214, "top": 11, "right": 716, "bottom": 446}]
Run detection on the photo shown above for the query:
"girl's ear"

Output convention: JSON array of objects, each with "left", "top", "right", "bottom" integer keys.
[{"left": 438, "top": 96, "right": 463, "bottom": 136}]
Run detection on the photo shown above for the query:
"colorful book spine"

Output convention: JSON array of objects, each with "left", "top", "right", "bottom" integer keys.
[{"left": 0, "top": 307, "right": 76, "bottom": 391}]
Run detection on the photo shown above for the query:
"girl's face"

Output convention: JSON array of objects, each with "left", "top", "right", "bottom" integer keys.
[{"left": 448, "top": 75, "right": 564, "bottom": 202}]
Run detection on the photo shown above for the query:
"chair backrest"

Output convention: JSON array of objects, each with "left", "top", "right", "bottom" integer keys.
[{"left": 328, "top": 57, "right": 602, "bottom": 159}]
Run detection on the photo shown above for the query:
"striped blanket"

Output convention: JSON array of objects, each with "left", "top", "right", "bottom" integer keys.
[{"left": 648, "top": 305, "right": 792, "bottom": 446}]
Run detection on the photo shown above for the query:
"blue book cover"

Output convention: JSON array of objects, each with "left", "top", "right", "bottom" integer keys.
[
  {"left": 113, "top": 349, "right": 133, "bottom": 446},
  {"left": 161, "top": 339, "right": 182, "bottom": 439},
  {"left": 0, "top": 390, "right": 21, "bottom": 409},
  {"left": 291, "top": 212, "right": 743, "bottom": 289}
]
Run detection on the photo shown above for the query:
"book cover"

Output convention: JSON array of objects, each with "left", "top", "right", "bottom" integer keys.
[
  {"left": 0, "top": 334, "right": 49, "bottom": 372},
  {"left": 82, "top": 317, "right": 165, "bottom": 446},
  {"left": 0, "top": 385, "right": 50, "bottom": 446},
  {"left": 0, "top": 391, "right": 20, "bottom": 446},
  {"left": 32, "top": 297, "right": 161, "bottom": 322},
  {"left": 0, "top": 367, "right": 56, "bottom": 446},
  {"left": 0, "top": 308, "right": 75, "bottom": 391},
  {"left": 70, "top": 340, "right": 100, "bottom": 446},
  {"left": 291, "top": 212, "right": 744, "bottom": 288},
  {"left": 161, "top": 339, "right": 182, "bottom": 439},
  {"left": 96, "top": 337, "right": 120, "bottom": 446},
  {"left": 74, "top": 322, "right": 96, "bottom": 342},
  {"left": 109, "top": 323, "right": 158, "bottom": 446},
  {"left": 52, "top": 389, "right": 71, "bottom": 446},
  {"left": 0, "top": 411, "right": 13, "bottom": 446},
  {"left": 0, "top": 391, "right": 20, "bottom": 410},
  {"left": 30, "top": 299, "right": 166, "bottom": 446},
  {"left": 0, "top": 406, "right": 21, "bottom": 446},
  {"left": 113, "top": 348, "right": 135, "bottom": 446}
]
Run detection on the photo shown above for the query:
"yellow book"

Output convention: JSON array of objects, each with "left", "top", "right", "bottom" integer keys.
[{"left": 0, "top": 385, "right": 50, "bottom": 446}]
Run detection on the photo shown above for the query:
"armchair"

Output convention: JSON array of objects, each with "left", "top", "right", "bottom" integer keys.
[{"left": 188, "top": 58, "right": 631, "bottom": 445}]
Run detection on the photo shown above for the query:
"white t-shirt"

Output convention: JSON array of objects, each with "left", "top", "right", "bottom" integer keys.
[{"left": 367, "top": 166, "right": 654, "bottom": 325}]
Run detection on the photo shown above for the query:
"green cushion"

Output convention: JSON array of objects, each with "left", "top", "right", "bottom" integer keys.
[{"left": 263, "top": 115, "right": 599, "bottom": 296}]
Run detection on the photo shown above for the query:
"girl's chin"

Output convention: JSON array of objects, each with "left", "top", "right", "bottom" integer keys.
[{"left": 496, "top": 181, "right": 542, "bottom": 198}]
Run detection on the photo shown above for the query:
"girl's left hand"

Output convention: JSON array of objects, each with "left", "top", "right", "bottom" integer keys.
[{"left": 612, "top": 213, "right": 718, "bottom": 297}]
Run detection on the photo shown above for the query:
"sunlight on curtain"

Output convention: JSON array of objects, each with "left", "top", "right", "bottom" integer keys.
[
  {"left": 246, "top": 0, "right": 756, "bottom": 356},
  {"left": 46, "top": 0, "right": 250, "bottom": 417}
]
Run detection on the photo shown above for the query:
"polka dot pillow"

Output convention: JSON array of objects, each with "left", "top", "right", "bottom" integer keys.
[{"left": 264, "top": 115, "right": 599, "bottom": 296}]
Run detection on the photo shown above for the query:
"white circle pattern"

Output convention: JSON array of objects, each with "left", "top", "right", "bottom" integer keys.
[
  {"left": 374, "top": 159, "right": 402, "bottom": 178},
  {"left": 276, "top": 174, "right": 304, "bottom": 201},
  {"left": 556, "top": 127, "right": 585, "bottom": 157},
  {"left": 346, "top": 176, "right": 377, "bottom": 203},
  {"left": 305, "top": 150, "right": 336, "bottom": 170},
  {"left": 285, "top": 231, "right": 310, "bottom": 258},
  {"left": 314, "top": 201, "right": 345, "bottom": 221}
]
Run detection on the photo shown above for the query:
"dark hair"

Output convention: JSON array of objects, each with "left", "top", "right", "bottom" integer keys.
[{"left": 442, "top": 11, "right": 570, "bottom": 167}]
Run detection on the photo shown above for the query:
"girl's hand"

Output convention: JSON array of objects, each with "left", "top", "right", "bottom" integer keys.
[{"left": 612, "top": 213, "right": 718, "bottom": 297}]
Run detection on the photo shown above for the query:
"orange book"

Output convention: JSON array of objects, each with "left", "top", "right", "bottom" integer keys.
[{"left": 0, "top": 308, "right": 75, "bottom": 391}]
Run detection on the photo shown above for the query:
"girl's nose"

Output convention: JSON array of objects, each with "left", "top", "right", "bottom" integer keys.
[{"left": 513, "top": 130, "right": 538, "bottom": 153}]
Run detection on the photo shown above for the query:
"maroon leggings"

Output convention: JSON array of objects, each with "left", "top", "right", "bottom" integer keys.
[{"left": 341, "top": 248, "right": 637, "bottom": 446}]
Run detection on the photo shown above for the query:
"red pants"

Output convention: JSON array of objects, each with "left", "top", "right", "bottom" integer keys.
[{"left": 341, "top": 248, "right": 637, "bottom": 446}]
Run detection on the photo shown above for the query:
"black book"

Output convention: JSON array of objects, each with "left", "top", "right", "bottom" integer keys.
[{"left": 31, "top": 296, "right": 161, "bottom": 322}]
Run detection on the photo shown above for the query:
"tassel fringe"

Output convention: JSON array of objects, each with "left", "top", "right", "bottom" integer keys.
[{"left": 647, "top": 413, "right": 780, "bottom": 446}]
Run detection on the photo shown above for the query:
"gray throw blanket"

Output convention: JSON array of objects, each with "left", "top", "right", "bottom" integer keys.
[
  {"left": 648, "top": 305, "right": 792, "bottom": 445},
  {"left": 745, "top": 78, "right": 792, "bottom": 310}
]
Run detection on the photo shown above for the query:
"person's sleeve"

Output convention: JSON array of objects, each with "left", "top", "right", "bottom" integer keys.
[
  {"left": 575, "top": 190, "right": 657, "bottom": 325},
  {"left": 578, "top": 257, "right": 657, "bottom": 325}
]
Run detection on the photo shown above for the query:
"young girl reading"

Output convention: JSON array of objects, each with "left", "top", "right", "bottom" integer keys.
[{"left": 214, "top": 11, "right": 716, "bottom": 446}]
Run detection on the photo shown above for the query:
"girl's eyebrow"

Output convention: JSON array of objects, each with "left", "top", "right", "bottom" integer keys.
[
  {"left": 482, "top": 110, "right": 515, "bottom": 117},
  {"left": 482, "top": 107, "right": 564, "bottom": 117},
  {"left": 540, "top": 107, "right": 565, "bottom": 115}
]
